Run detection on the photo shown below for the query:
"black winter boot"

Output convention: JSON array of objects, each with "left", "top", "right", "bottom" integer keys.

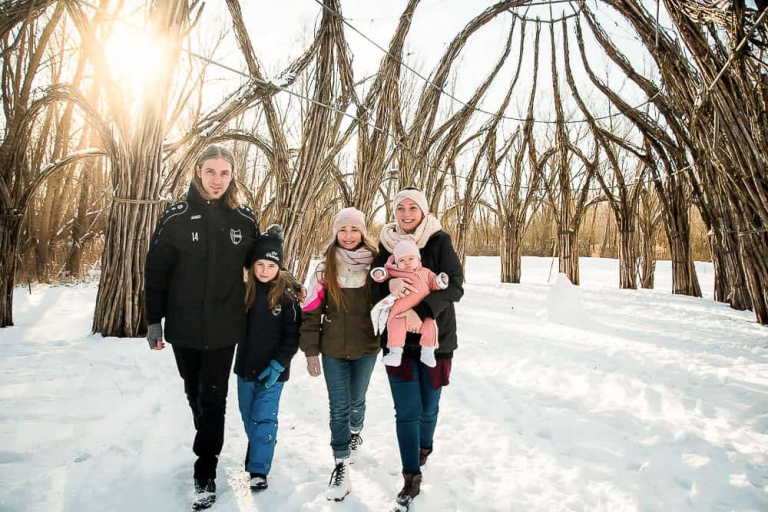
[
  {"left": 249, "top": 472, "right": 268, "bottom": 491},
  {"left": 192, "top": 478, "right": 216, "bottom": 510},
  {"left": 350, "top": 431, "right": 363, "bottom": 451}
]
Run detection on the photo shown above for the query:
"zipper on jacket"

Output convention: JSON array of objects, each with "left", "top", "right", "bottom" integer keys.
[{"left": 201, "top": 200, "right": 213, "bottom": 349}]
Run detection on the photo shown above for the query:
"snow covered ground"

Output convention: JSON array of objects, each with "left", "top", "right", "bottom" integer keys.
[{"left": 1, "top": 257, "right": 767, "bottom": 512}]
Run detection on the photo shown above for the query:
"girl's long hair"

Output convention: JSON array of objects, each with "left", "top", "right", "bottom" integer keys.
[
  {"left": 320, "top": 235, "right": 378, "bottom": 310},
  {"left": 191, "top": 145, "right": 240, "bottom": 209},
  {"left": 245, "top": 268, "right": 295, "bottom": 310}
]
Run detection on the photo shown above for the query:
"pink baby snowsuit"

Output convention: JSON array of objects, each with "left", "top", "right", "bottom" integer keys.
[{"left": 371, "top": 255, "right": 447, "bottom": 350}]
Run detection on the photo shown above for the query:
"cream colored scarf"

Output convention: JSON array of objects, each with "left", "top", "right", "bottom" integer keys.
[
  {"left": 335, "top": 247, "right": 374, "bottom": 271},
  {"left": 379, "top": 214, "right": 442, "bottom": 253}
]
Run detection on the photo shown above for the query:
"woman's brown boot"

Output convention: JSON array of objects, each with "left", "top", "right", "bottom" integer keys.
[
  {"left": 419, "top": 446, "right": 433, "bottom": 466},
  {"left": 395, "top": 472, "right": 422, "bottom": 509}
]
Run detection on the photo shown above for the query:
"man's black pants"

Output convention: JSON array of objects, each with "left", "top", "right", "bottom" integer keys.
[{"left": 172, "top": 344, "right": 236, "bottom": 480}]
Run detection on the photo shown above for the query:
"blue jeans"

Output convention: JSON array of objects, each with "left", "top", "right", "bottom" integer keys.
[
  {"left": 322, "top": 354, "right": 377, "bottom": 459},
  {"left": 388, "top": 359, "right": 443, "bottom": 474},
  {"left": 237, "top": 376, "right": 284, "bottom": 475}
]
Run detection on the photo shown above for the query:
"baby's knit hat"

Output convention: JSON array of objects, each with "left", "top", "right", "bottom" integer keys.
[{"left": 393, "top": 239, "right": 420, "bottom": 263}]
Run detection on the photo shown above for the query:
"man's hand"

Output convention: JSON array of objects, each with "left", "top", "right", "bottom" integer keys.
[{"left": 147, "top": 323, "right": 165, "bottom": 350}]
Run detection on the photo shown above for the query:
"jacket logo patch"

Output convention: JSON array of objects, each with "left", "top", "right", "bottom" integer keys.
[
  {"left": 272, "top": 304, "right": 282, "bottom": 316},
  {"left": 192, "top": 232, "right": 199, "bottom": 242},
  {"left": 191, "top": 215, "right": 201, "bottom": 220},
  {"left": 230, "top": 229, "right": 242, "bottom": 245}
]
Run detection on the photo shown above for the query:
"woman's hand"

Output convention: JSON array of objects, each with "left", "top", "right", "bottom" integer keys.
[
  {"left": 306, "top": 356, "right": 321, "bottom": 377},
  {"left": 389, "top": 277, "right": 417, "bottom": 298},
  {"left": 296, "top": 285, "right": 307, "bottom": 306},
  {"left": 395, "top": 309, "right": 422, "bottom": 333}
]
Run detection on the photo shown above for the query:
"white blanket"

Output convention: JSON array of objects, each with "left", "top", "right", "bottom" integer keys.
[{"left": 370, "top": 294, "right": 397, "bottom": 335}]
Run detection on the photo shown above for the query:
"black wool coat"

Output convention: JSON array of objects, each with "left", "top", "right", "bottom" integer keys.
[
  {"left": 235, "top": 280, "right": 301, "bottom": 383},
  {"left": 145, "top": 185, "right": 259, "bottom": 350},
  {"left": 372, "top": 230, "right": 464, "bottom": 359}
]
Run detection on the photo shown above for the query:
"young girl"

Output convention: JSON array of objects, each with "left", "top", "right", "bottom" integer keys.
[
  {"left": 234, "top": 225, "right": 301, "bottom": 492},
  {"left": 300, "top": 207, "right": 379, "bottom": 501}
]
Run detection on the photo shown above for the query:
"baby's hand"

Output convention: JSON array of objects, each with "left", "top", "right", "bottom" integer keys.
[
  {"left": 436, "top": 272, "right": 449, "bottom": 289},
  {"left": 370, "top": 267, "right": 387, "bottom": 282}
]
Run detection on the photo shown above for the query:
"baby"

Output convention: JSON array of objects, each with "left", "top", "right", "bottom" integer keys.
[{"left": 370, "top": 240, "right": 449, "bottom": 367}]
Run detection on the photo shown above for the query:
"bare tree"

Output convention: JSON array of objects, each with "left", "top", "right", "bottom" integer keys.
[
  {"left": 545, "top": 20, "right": 599, "bottom": 285},
  {"left": 579, "top": 4, "right": 702, "bottom": 297},
  {"left": 69, "top": 1, "right": 196, "bottom": 337},
  {"left": 563, "top": 24, "right": 645, "bottom": 289},
  {"left": 396, "top": 0, "right": 528, "bottom": 190},
  {"left": 351, "top": 0, "right": 421, "bottom": 216},
  {"left": 637, "top": 182, "right": 662, "bottom": 289},
  {"left": 489, "top": 22, "right": 545, "bottom": 283},
  {"left": 663, "top": 0, "right": 768, "bottom": 321},
  {"left": 0, "top": 4, "right": 107, "bottom": 326}
]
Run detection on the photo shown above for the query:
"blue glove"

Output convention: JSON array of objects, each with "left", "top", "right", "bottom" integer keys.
[{"left": 257, "top": 360, "right": 285, "bottom": 388}]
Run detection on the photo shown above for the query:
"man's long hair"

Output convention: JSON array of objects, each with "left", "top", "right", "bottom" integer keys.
[{"left": 191, "top": 145, "right": 240, "bottom": 209}]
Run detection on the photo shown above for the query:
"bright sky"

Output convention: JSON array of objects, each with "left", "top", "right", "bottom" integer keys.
[{"left": 190, "top": 0, "right": 660, "bottom": 136}]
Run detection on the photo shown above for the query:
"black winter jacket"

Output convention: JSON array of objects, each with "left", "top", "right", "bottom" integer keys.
[
  {"left": 372, "top": 230, "right": 464, "bottom": 359},
  {"left": 235, "top": 280, "right": 301, "bottom": 383},
  {"left": 145, "top": 185, "right": 259, "bottom": 350}
]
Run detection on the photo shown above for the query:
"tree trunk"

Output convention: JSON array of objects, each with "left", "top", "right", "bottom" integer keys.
[
  {"left": 709, "top": 234, "right": 727, "bottom": 303},
  {"left": 663, "top": 198, "right": 701, "bottom": 297},
  {"left": 639, "top": 228, "right": 656, "bottom": 289},
  {"left": 585, "top": 205, "right": 598, "bottom": 256},
  {"left": 33, "top": 174, "right": 65, "bottom": 282},
  {"left": 93, "top": 189, "right": 163, "bottom": 336},
  {"left": 708, "top": 222, "right": 751, "bottom": 309},
  {"left": 500, "top": 221, "right": 523, "bottom": 283},
  {"left": 738, "top": 231, "right": 768, "bottom": 324},
  {"left": 454, "top": 212, "right": 469, "bottom": 271},
  {"left": 558, "top": 229, "right": 579, "bottom": 285},
  {"left": 618, "top": 218, "right": 638, "bottom": 290},
  {"left": 65, "top": 169, "right": 92, "bottom": 278},
  {"left": 601, "top": 215, "right": 615, "bottom": 258},
  {"left": 0, "top": 216, "right": 23, "bottom": 327}
]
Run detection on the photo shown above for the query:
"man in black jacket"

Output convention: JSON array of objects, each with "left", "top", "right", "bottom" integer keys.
[{"left": 145, "top": 145, "right": 257, "bottom": 510}]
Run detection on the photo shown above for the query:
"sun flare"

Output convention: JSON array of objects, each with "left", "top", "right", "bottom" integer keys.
[{"left": 103, "top": 25, "right": 167, "bottom": 103}]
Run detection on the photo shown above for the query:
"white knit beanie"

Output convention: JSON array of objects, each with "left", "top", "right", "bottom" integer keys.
[
  {"left": 333, "top": 207, "right": 367, "bottom": 236},
  {"left": 393, "top": 188, "right": 429, "bottom": 216}
]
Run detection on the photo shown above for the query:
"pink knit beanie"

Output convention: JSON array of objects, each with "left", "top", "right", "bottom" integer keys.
[
  {"left": 393, "top": 188, "right": 429, "bottom": 215},
  {"left": 393, "top": 239, "right": 420, "bottom": 262},
  {"left": 333, "top": 207, "right": 367, "bottom": 236}
]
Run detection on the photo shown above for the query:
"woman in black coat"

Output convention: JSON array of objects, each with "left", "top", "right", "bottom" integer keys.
[
  {"left": 371, "top": 187, "right": 464, "bottom": 509},
  {"left": 144, "top": 145, "right": 258, "bottom": 509}
]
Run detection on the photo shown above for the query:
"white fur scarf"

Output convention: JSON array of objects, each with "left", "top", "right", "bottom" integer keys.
[{"left": 379, "top": 214, "right": 442, "bottom": 253}]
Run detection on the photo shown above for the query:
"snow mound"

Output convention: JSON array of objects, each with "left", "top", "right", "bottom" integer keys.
[{"left": 538, "top": 272, "right": 591, "bottom": 327}]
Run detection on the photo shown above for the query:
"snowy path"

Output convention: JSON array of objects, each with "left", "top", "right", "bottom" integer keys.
[{"left": 1, "top": 257, "right": 767, "bottom": 511}]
